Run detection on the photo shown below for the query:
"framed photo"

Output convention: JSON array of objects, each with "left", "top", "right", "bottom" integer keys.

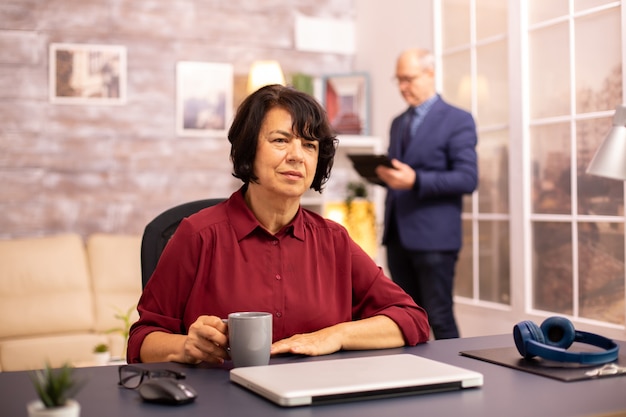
[
  {"left": 322, "top": 73, "right": 370, "bottom": 135},
  {"left": 176, "top": 61, "right": 233, "bottom": 137},
  {"left": 49, "top": 43, "right": 126, "bottom": 105}
]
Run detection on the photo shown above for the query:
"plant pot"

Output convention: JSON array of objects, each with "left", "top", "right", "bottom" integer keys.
[
  {"left": 27, "top": 399, "right": 80, "bottom": 417},
  {"left": 93, "top": 351, "right": 111, "bottom": 365}
]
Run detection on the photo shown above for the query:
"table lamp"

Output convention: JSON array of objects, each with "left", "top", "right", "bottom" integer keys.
[
  {"left": 586, "top": 104, "right": 626, "bottom": 180},
  {"left": 247, "top": 60, "right": 286, "bottom": 94}
]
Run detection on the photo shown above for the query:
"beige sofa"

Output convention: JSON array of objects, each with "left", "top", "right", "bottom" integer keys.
[{"left": 0, "top": 233, "right": 142, "bottom": 372}]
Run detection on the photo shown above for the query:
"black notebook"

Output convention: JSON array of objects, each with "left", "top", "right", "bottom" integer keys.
[
  {"left": 461, "top": 347, "right": 626, "bottom": 382},
  {"left": 347, "top": 154, "right": 394, "bottom": 186}
]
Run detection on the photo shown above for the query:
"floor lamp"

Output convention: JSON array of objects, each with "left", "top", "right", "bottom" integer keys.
[
  {"left": 586, "top": 104, "right": 626, "bottom": 181},
  {"left": 586, "top": 104, "right": 626, "bottom": 318}
]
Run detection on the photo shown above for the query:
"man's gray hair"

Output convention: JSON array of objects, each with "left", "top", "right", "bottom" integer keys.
[{"left": 418, "top": 51, "right": 435, "bottom": 70}]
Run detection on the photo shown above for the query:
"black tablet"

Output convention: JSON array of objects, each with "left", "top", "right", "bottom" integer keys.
[{"left": 346, "top": 154, "right": 394, "bottom": 186}]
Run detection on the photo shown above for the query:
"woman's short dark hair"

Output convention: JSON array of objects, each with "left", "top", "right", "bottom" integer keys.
[{"left": 228, "top": 84, "right": 338, "bottom": 192}]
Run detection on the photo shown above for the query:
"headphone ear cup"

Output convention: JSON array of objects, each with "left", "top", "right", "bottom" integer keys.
[
  {"left": 513, "top": 320, "right": 544, "bottom": 359},
  {"left": 540, "top": 316, "right": 576, "bottom": 349}
]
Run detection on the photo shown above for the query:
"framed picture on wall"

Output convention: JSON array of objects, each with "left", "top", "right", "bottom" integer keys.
[
  {"left": 49, "top": 43, "right": 127, "bottom": 105},
  {"left": 322, "top": 73, "right": 370, "bottom": 135},
  {"left": 176, "top": 61, "right": 234, "bottom": 137}
]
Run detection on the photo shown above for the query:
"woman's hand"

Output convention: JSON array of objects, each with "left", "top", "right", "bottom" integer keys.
[
  {"left": 141, "top": 315, "right": 229, "bottom": 364},
  {"left": 183, "top": 315, "right": 230, "bottom": 364},
  {"left": 270, "top": 316, "right": 404, "bottom": 357},
  {"left": 271, "top": 326, "right": 343, "bottom": 356}
]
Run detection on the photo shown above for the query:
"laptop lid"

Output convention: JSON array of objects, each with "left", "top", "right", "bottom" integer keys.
[{"left": 230, "top": 354, "right": 483, "bottom": 407}]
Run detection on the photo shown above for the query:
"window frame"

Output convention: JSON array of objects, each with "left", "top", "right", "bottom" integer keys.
[{"left": 434, "top": 0, "right": 626, "bottom": 340}]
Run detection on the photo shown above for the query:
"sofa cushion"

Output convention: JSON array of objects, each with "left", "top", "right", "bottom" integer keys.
[
  {"left": 0, "top": 334, "right": 107, "bottom": 371},
  {"left": 87, "top": 234, "right": 141, "bottom": 335},
  {"left": 0, "top": 234, "right": 95, "bottom": 339}
]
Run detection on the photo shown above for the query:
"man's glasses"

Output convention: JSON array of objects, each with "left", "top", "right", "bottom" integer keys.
[
  {"left": 393, "top": 74, "right": 421, "bottom": 85},
  {"left": 118, "top": 365, "right": 186, "bottom": 389}
]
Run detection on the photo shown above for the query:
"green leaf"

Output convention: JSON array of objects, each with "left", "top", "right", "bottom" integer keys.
[{"left": 29, "top": 362, "right": 85, "bottom": 408}]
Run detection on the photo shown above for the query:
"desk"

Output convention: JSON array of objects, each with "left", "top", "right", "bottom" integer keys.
[{"left": 2, "top": 334, "right": 625, "bottom": 417}]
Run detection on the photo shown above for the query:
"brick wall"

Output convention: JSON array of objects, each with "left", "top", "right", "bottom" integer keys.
[{"left": 0, "top": 0, "right": 354, "bottom": 239}]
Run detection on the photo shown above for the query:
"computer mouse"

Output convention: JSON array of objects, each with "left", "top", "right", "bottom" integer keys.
[{"left": 137, "top": 378, "right": 197, "bottom": 405}]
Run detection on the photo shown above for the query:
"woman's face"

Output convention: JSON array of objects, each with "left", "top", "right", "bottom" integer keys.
[{"left": 252, "top": 106, "right": 319, "bottom": 199}]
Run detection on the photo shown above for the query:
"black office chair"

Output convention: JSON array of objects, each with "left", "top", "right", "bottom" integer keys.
[{"left": 140, "top": 198, "right": 226, "bottom": 289}]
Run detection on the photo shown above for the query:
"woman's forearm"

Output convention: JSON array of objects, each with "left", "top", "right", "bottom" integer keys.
[
  {"left": 140, "top": 331, "right": 189, "bottom": 363},
  {"left": 271, "top": 315, "right": 406, "bottom": 357},
  {"left": 336, "top": 315, "right": 405, "bottom": 350}
]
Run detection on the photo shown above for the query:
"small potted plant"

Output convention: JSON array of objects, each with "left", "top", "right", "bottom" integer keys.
[
  {"left": 106, "top": 304, "right": 135, "bottom": 360},
  {"left": 92, "top": 343, "right": 110, "bottom": 365},
  {"left": 27, "top": 362, "right": 83, "bottom": 417}
]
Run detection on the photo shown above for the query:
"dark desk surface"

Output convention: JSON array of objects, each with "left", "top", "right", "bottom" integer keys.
[{"left": 2, "top": 334, "right": 626, "bottom": 417}]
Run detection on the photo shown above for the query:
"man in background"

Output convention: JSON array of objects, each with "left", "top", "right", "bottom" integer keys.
[{"left": 376, "top": 48, "right": 478, "bottom": 339}]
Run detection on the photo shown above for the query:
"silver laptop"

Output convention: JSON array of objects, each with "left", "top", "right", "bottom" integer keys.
[{"left": 230, "top": 353, "right": 483, "bottom": 407}]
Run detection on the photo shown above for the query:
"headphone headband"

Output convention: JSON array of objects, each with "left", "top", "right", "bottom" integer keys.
[{"left": 513, "top": 317, "right": 619, "bottom": 365}]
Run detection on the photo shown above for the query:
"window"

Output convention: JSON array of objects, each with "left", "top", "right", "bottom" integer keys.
[
  {"left": 527, "top": 0, "right": 624, "bottom": 324},
  {"left": 439, "top": 0, "right": 511, "bottom": 305},
  {"left": 437, "top": 0, "right": 625, "bottom": 330}
]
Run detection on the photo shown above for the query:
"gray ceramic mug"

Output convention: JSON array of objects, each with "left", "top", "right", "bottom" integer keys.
[{"left": 227, "top": 312, "right": 272, "bottom": 368}]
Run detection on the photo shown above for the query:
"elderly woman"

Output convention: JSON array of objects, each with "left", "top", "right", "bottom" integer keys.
[{"left": 127, "top": 85, "right": 430, "bottom": 365}]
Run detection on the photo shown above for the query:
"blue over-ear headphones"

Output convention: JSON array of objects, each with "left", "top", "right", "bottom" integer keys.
[{"left": 513, "top": 316, "right": 619, "bottom": 365}]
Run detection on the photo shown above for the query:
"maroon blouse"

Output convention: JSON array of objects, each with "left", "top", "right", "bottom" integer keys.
[{"left": 127, "top": 188, "right": 429, "bottom": 363}]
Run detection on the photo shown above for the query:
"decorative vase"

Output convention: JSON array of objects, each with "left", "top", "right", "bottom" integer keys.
[
  {"left": 93, "top": 351, "right": 111, "bottom": 365},
  {"left": 324, "top": 199, "right": 378, "bottom": 258},
  {"left": 27, "top": 399, "right": 80, "bottom": 417}
]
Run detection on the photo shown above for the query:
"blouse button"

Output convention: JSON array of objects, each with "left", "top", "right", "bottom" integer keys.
[
  {"left": 275, "top": 274, "right": 281, "bottom": 280},
  {"left": 276, "top": 311, "right": 282, "bottom": 318}
]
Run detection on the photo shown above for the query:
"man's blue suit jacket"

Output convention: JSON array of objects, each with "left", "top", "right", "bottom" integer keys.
[{"left": 382, "top": 97, "right": 478, "bottom": 251}]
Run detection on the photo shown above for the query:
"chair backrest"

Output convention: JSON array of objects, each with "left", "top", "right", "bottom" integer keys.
[{"left": 140, "top": 198, "right": 226, "bottom": 289}]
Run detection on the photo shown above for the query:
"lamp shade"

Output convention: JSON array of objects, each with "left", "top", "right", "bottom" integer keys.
[
  {"left": 586, "top": 104, "right": 626, "bottom": 181},
  {"left": 246, "top": 60, "right": 285, "bottom": 94}
]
